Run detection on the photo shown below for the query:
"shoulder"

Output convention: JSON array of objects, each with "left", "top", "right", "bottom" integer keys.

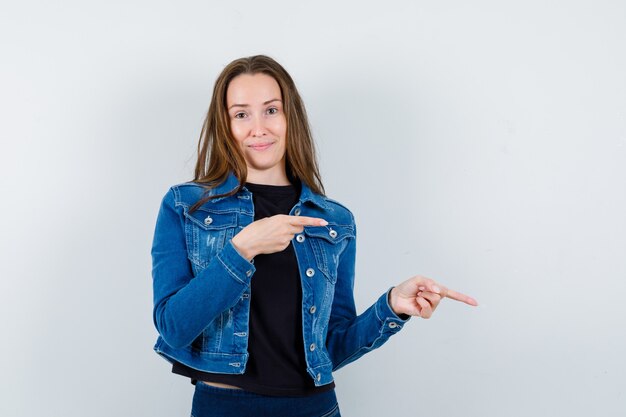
[
  {"left": 169, "top": 181, "right": 206, "bottom": 200},
  {"left": 163, "top": 181, "right": 226, "bottom": 209}
]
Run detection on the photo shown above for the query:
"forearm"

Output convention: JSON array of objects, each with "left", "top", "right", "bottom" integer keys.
[
  {"left": 326, "top": 289, "right": 409, "bottom": 371},
  {"left": 153, "top": 240, "right": 254, "bottom": 349}
]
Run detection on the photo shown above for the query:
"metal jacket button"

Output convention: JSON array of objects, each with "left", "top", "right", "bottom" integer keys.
[
  {"left": 296, "top": 234, "right": 305, "bottom": 243},
  {"left": 388, "top": 322, "right": 398, "bottom": 329},
  {"left": 204, "top": 216, "right": 213, "bottom": 225},
  {"left": 329, "top": 229, "right": 337, "bottom": 239},
  {"left": 309, "top": 306, "right": 316, "bottom": 314},
  {"left": 309, "top": 343, "right": 316, "bottom": 351},
  {"left": 306, "top": 268, "right": 315, "bottom": 277},
  {"left": 294, "top": 207, "right": 301, "bottom": 216}
]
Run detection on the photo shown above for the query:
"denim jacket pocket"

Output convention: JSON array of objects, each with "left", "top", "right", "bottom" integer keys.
[
  {"left": 304, "top": 224, "right": 354, "bottom": 283},
  {"left": 183, "top": 208, "right": 238, "bottom": 269}
]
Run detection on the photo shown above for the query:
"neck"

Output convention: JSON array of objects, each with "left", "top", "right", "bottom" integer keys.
[{"left": 246, "top": 167, "right": 290, "bottom": 186}]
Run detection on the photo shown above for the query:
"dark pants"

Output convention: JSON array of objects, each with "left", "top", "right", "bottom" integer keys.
[{"left": 191, "top": 382, "right": 341, "bottom": 417}]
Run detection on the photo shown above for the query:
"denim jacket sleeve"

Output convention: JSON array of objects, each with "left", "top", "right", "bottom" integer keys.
[
  {"left": 151, "top": 187, "right": 255, "bottom": 349},
  {"left": 325, "top": 222, "right": 410, "bottom": 371}
]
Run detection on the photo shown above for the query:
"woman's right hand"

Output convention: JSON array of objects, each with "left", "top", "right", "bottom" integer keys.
[{"left": 231, "top": 214, "right": 328, "bottom": 261}]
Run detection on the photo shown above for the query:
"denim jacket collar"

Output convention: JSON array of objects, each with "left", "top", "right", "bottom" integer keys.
[{"left": 205, "top": 172, "right": 330, "bottom": 210}]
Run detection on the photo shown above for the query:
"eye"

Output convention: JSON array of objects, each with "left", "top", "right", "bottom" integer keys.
[
  {"left": 267, "top": 107, "right": 279, "bottom": 115},
  {"left": 233, "top": 112, "right": 247, "bottom": 119}
]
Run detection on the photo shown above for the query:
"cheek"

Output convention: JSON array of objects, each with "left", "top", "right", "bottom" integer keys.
[
  {"left": 270, "top": 117, "right": 287, "bottom": 136},
  {"left": 230, "top": 123, "right": 248, "bottom": 143}
]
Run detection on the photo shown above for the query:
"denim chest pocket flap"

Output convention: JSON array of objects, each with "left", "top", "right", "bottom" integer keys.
[
  {"left": 183, "top": 208, "right": 238, "bottom": 267},
  {"left": 304, "top": 225, "right": 354, "bottom": 283}
]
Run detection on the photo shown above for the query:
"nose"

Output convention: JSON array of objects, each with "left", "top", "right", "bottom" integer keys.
[{"left": 251, "top": 115, "right": 267, "bottom": 137}]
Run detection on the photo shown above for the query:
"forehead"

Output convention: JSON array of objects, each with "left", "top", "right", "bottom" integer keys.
[{"left": 226, "top": 73, "right": 282, "bottom": 105}]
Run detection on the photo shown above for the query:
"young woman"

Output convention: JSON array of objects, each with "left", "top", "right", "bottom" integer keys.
[{"left": 151, "top": 55, "right": 478, "bottom": 417}]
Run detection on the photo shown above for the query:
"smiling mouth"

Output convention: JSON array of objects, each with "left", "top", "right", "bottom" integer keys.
[{"left": 248, "top": 142, "right": 274, "bottom": 151}]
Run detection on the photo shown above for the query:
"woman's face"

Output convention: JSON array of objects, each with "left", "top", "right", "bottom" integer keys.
[{"left": 226, "top": 73, "right": 287, "bottom": 184}]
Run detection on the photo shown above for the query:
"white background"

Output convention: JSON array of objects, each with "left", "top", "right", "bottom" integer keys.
[{"left": 1, "top": 1, "right": 625, "bottom": 416}]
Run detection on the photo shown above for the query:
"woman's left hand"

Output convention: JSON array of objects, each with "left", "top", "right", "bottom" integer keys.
[{"left": 388, "top": 275, "right": 478, "bottom": 318}]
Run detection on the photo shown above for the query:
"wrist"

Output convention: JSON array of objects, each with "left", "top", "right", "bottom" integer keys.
[
  {"left": 388, "top": 287, "right": 410, "bottom": 320},
  {"left": 388, "top": 287, "right": 400, "bottom": 315},
  {"left": 231, "top": 236, "right": 255, "bottom": 261}
]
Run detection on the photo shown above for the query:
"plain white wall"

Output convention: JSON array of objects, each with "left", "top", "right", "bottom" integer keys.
[{"left": 1, "top": 0, "right": 625, "bottom": 416}]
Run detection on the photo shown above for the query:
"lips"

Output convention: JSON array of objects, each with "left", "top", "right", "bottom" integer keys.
[{"left": 248, "top": 142, "right": 274, "bottom": 151}]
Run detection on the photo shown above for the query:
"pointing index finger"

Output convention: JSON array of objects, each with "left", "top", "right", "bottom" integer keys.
[
  {"left": 444, "top": 288, "right": 479, "bottom": 306},
  {"left": 290, "top": 216, "right": 328, "bottom": 227}
]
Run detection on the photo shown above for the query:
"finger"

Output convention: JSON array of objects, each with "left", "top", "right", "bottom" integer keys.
[
  {"left": 288, "top": 216, "right": 328, "bottom": 227},
  {"left": 417, "top": 279, "right": 441, "bottom": 295},
  {"left": 419, "top": 291, "right": 442, "bottom": 315},
  {"left": 287, "top": 223, "right": 305, "bottom": 234},
  {"left": 415, "top": 296, "right": 432, "bottom": 318},
  {"left": 417, "top": 291, "right": 442, "bottom": 306},
  {"left": 445, "top": 288, "right": 479, "bottom": 306}
]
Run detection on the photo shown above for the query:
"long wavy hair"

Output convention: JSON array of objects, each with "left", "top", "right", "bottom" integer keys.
[{"left": 189, "top": 55, "right": 324, "bottom": 213}]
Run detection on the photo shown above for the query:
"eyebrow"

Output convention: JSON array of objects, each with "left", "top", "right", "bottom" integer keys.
[{"left": 228, "top": 98, "right": 282, "bottom": 110}]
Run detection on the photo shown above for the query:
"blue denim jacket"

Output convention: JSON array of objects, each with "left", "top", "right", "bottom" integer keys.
[{"left": 151, "top": 173, "right": 409, "bottom": 386}]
